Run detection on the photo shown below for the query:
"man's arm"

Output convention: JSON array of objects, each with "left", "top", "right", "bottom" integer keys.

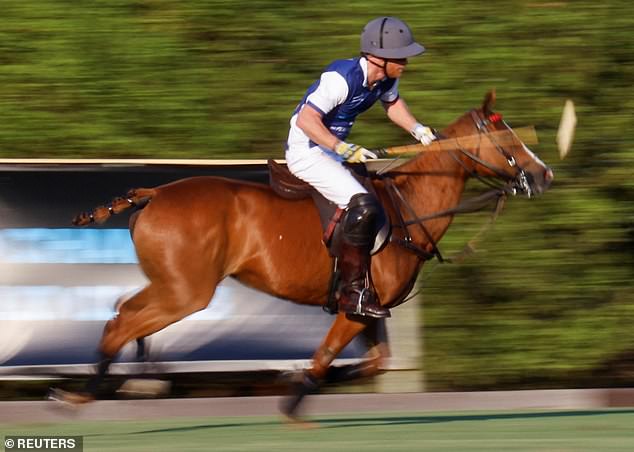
[
  {"left": 296, "top": 104, "right": 377, "bottom": 163},
  {"left": 295, "top": 104, "right": 340, "bottom": 150},
  {"left": 383, "top": 97, "right": 418, "bottom": 132},
  {"left": 384, "top": 97, "right": 436, "bottom": 145}
]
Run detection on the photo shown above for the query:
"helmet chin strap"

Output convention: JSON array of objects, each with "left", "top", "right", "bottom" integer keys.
[
  {"left": 366, "top": 56, "right": 388, "bottom": 84},
  {"left": 369, "top": 58, "right": 388, "bottom": 70}
]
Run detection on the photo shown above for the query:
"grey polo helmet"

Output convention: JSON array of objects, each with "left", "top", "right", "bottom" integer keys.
[{"left": 360, "top": 17, "right": 425, "bottom": 59}]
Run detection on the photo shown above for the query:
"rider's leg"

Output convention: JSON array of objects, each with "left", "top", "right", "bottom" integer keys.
[
  {"left": 286, "top": 145, "right": 389, "bottom": 318},
  {"left": 286, "top": 144, "right": 367, "bottom": 207},
  {"left": 336, "top": 193, "right": 389, "bottom": 318}
]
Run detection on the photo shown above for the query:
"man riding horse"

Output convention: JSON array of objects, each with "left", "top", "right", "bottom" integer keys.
[
  {"left": 285, "top": 16, "right": 436, "bottom": 318},
  {"left": 50, "top": 9, "right": 554, "bottom": 417}
]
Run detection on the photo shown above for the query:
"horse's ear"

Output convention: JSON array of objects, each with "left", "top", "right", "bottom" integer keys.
[{"left": 483, "top": 89, "right": 496, "bottom": 115}]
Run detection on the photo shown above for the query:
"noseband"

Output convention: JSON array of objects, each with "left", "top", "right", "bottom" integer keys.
[{"left": 450, "top": 110, "right": 533, "bottom": 198}]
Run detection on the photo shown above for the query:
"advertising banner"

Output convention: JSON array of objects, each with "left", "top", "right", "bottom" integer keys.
[{"left": 0, "top": 161, "right": 368, "bottom": 376}]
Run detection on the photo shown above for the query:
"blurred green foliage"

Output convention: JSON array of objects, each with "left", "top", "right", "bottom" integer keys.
[{"left": 1, "top": 1, "right": 632, "bottom": 390}]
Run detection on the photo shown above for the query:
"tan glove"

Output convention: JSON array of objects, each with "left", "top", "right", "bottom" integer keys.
[{"left": 334, "top": 141, "right": 378, "bottom": 163}]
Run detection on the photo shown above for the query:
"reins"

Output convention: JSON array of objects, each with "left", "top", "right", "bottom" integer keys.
[
  {"left": 372, "top": 111, "right": 534, "bottom": 307},
  {"left": 383, "top": 176, "right": 509, "bottom": 263},
  {"left": 388, "top": 189, "right": 507, "bottom": 307},
  {"left": 379, "top": 110, "right": 528, "bottom": 266}
]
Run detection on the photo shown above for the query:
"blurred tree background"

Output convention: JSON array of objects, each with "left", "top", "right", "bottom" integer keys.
[{"left": 1, "top": 0, "right": 632, "bottom": 390}]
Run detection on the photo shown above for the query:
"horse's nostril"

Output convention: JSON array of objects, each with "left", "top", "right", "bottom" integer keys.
[{"left": 544, "top": 168, "right": 554, "bottom": 183}]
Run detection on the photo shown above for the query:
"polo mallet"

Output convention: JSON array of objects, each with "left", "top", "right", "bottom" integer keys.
[
  {"left": 556, "top": 100, "right": 577, "bottom": 160},
  {"left": 374, "top": 126, "right": 539, "bottom": 157}
]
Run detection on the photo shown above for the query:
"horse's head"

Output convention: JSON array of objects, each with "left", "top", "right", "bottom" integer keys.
[{"left": 444, "top": 90, "right": 553, "bottom": 197}]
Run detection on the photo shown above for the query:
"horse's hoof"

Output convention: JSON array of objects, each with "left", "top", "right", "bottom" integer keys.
[
  {"left": 48, "top": 388, "right": 95, "bottom": 405},
  {"left": 280, "top": 414, "right": 320, "bottom": 430},
  {"left": 276, "top": 370, "right": 297, "bottom": 385},
  {"left": 117, "top": 378, "right": 171, "bottom": 398}
]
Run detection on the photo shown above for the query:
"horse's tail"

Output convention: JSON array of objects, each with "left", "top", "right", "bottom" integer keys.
[{"left": 72, "top": 188, "right": 157, "bottom": 226}]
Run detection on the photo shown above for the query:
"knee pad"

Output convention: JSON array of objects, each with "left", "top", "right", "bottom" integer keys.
[{"left": 342, "top": 193, "right": 386, "bottom": 247}]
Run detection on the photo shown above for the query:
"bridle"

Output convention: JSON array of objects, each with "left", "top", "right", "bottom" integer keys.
[
  {"left": 381, "top": 109, "right": 537, "bottom": 274},
  {"left": 380, "top": 110, "right": 541, "bottom": 307},
  {"left": 452, "top": 110, "right": 534, "bottom": 198}
]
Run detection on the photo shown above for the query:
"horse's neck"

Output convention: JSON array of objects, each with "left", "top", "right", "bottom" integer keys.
[{"left": 387, "top": 151, "right": 468, "bottom": 243}]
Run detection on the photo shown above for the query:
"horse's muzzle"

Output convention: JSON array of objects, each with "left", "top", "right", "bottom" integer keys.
[{"left": 529, "top": 166, "right": 554, "bottom": 196}]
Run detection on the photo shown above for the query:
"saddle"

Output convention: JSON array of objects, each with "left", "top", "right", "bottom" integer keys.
[
  {"left": 267, "top": 159, "right": 390, "bottom": 255},
  {"left": 268, "top": 159, "right": 315, "bottom": 200}
]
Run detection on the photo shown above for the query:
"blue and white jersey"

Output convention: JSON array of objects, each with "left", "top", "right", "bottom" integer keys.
[{"left": 287, "top": 57, "right": 399, "bottom": 149}]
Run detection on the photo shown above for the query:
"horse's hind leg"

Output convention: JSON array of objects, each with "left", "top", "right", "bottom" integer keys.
[
  {"left": 81, "top": 278, "right": 218, "bottom": 400},
  {"left": 281, "top": 313, "right": 374, "bottom": 419},
  {"left": 115, "top": 294, "right": 150, "bottom": 362},
  {"left": 82, "top": 300, "right": 151, "bottom": 397},
  {"left": 136, "top": 337, "right": 149, "bottom": 362},
  {"left": 78, "top": 286, "right": 157, "bottom": 398}
]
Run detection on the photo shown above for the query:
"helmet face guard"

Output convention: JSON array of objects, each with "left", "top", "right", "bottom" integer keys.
[{"left": 360, "top": 17, "right": 425, "bottom": 59}]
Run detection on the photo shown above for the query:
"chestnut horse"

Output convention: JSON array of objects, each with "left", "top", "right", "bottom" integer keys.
[{"left": 58, "top": 91, "right": 552, "bottom": 418}]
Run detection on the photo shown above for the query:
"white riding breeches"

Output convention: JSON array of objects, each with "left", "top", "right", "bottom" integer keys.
[{"left": 285, "top": 144, "right": 367, "bottom": 208}]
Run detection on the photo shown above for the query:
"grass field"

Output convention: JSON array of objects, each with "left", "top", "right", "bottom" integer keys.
[{"left": 2, "top": 409, "right": 634, "bottom": 451}]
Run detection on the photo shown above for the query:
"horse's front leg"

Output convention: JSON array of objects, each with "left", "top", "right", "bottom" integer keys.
[
  {"left": 323, "top": 317, "right": 389, "bottom": 384},
  {"left": 280, "top": 313, "right": 375, "bottom": 420}
]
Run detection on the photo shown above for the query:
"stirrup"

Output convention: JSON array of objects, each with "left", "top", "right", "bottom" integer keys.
[{"left": 338, "top": 287, "right": 390, "bottom": 318}]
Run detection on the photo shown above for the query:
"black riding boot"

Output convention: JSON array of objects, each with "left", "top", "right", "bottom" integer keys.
[{"left": 336, "top": 241, "right": 390, "bottom": 318}]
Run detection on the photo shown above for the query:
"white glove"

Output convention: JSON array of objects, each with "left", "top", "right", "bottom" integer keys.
[
  {"left": 411, "top": 123, "right": 437, "bottom": 146},
  {"left": 334, "top": 141, "right": 377, "bottom": 163}
]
